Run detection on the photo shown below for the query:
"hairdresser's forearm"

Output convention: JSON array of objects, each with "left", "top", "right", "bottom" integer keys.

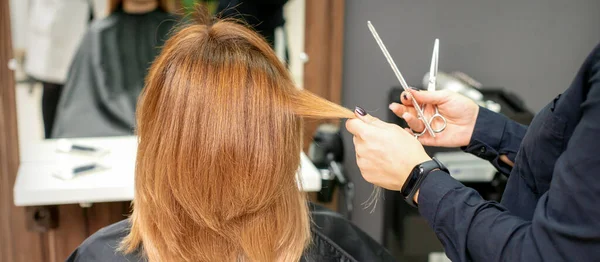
[
  {"left": 461, "top": 107, "right": 525, "bottom": 175},
  {"left": 412, "top": 154, "right": 512, "bottom": 204}
]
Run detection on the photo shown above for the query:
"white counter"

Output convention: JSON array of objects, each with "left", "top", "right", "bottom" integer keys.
[{"left": 14, "top": 136, "right": 322, "bottom": 206}]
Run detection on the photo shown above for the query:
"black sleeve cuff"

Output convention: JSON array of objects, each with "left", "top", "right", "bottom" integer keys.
[{"left": 461, "top": 107, "right": 508, "bottom": 161}]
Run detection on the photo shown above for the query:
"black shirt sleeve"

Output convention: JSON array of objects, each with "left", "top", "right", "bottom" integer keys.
[
  {"left": 461, "top": 107, "right": 527, "bottom": 175},
  {"left": 418, "top": 57, "right": 600, "bottom": 261}
]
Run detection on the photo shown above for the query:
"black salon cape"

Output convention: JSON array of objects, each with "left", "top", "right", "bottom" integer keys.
[
  {"left": 51, "top": 8, "right": 177, "bottom": 138},
  {"left": 217, "top": 0, "right": 288, "bottom": 46},
  {"left": 65, "top": 203, "right": 396, "bottom": 262}
]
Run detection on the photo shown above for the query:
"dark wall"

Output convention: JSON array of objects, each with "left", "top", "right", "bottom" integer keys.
[{"left": 341, "top": 0, "right": 600, "bottom": 242}]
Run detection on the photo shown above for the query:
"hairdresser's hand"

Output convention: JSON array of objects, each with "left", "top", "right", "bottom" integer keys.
[
  {"left": 346, "top": 107, "right": 431, "bottom": 193},
  {"left": 389, "top": 89, "right": 479, "bottom": 148}
]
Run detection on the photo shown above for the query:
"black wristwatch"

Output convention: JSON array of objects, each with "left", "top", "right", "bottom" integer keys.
[{"left": 401, "top": 157, "right": 448, "bottom": 208}]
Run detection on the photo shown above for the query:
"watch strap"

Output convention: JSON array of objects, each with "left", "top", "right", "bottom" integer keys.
[{"left": 402, "top": 157, "right": 448, "bottom": 208}]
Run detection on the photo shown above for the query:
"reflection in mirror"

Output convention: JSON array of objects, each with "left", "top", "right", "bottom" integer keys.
[{"left": 11, "top": 0, "right": 305, "bottom": 143}]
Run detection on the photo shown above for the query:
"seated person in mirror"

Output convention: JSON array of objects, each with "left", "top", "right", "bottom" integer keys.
[{"left": 51, "top": 0, "right": 178, "bottom": 138}]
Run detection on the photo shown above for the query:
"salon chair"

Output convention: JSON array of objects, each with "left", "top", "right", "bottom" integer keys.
[
  {"left": 306, "top": 202, "right": 396, "bottom": 262},
  {"left": 383, "top": 87, "right": 534, "bottom": 262},
  {"left": 309, "top": 124, "right": 355, "bottom": 220}
]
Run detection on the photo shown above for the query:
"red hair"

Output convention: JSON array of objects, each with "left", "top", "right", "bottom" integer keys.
[{"left": 120, "top": 9, "right": 353, "bottom": 262}]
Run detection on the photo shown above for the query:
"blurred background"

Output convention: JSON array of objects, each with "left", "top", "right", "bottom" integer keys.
[
  {"left": 1, "top": 0, "right": 599, "bottom": 261},
  {"left": 9, "top": 0, "right": 307, "bottom": 141}
]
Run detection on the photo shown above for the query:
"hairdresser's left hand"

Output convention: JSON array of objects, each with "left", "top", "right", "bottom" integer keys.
[{"left": 346, "top": 107, "right": 431, "bottom": 194}]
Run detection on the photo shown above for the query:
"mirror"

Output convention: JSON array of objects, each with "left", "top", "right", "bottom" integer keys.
[{"left": 10, "top": 0, "right": 306, "bottom": 144}]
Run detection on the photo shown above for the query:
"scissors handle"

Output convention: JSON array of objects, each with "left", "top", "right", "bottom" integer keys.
[
  {"left": 429, "top": 110, "right": 447, "bottom": 133},
  {"left": 412, "top": 106, "right": 447, "bottom": 137}
]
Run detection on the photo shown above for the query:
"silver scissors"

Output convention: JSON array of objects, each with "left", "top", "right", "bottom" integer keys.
[
  {"left": 367, "top": 21, "right": 446, "bottom": 138},
  {"left": 413, "top": 39, "right": 447, "bottom": 137}
]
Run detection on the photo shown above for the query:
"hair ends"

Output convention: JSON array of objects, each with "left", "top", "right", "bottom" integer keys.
[{"left": 291, "top": 90, "right": 355, "bottom": 120}]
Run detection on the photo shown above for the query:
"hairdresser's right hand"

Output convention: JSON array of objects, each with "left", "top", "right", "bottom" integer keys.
[{"left": 389, "top": 89, "right": 479, "bottom": 148}]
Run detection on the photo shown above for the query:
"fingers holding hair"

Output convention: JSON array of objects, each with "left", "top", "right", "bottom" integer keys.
[
  {"left": 346, "top": 118, "right": 371, "bottom": 140},
  {"left": 354, "top": 106, "right": 389, "bottom": 129},
  {"left": 346, "top": 106, "right": 390, "bottom": 139}
]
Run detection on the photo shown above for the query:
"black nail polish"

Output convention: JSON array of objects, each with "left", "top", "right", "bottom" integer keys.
[{"left": 355, "top": 106, "right": 367, "bottom": 116}]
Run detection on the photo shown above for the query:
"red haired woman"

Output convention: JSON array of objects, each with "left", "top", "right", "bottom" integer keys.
[{"left": 66, "top": 7, "right": 394, "bottom": 262}]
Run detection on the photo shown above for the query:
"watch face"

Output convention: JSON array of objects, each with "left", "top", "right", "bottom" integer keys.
[{"left": 402, "top": 166, "right": 422, "bottom": 197}]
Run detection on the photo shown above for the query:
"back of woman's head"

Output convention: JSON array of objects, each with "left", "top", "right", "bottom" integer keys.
[{"left": 121, "top": 7, "right": 353, "bottom": 262}]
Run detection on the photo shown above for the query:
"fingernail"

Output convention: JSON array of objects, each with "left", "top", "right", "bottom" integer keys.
[
  {"left": 355, "top": 106, "right": 366, "bottom": 116},
  {"left": 388, "top": 103, "right": 395, "bottom": 110},
  {"left": 402, "top": 94, "right": 408, "bottom": 100}
]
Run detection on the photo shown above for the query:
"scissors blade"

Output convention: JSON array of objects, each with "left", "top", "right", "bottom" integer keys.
[
  {"left": 367, "top": 21, "right": 436, "bottom": 137},
  {"left": 428, "top": 39, "right": 439, "bottom": 92}
]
